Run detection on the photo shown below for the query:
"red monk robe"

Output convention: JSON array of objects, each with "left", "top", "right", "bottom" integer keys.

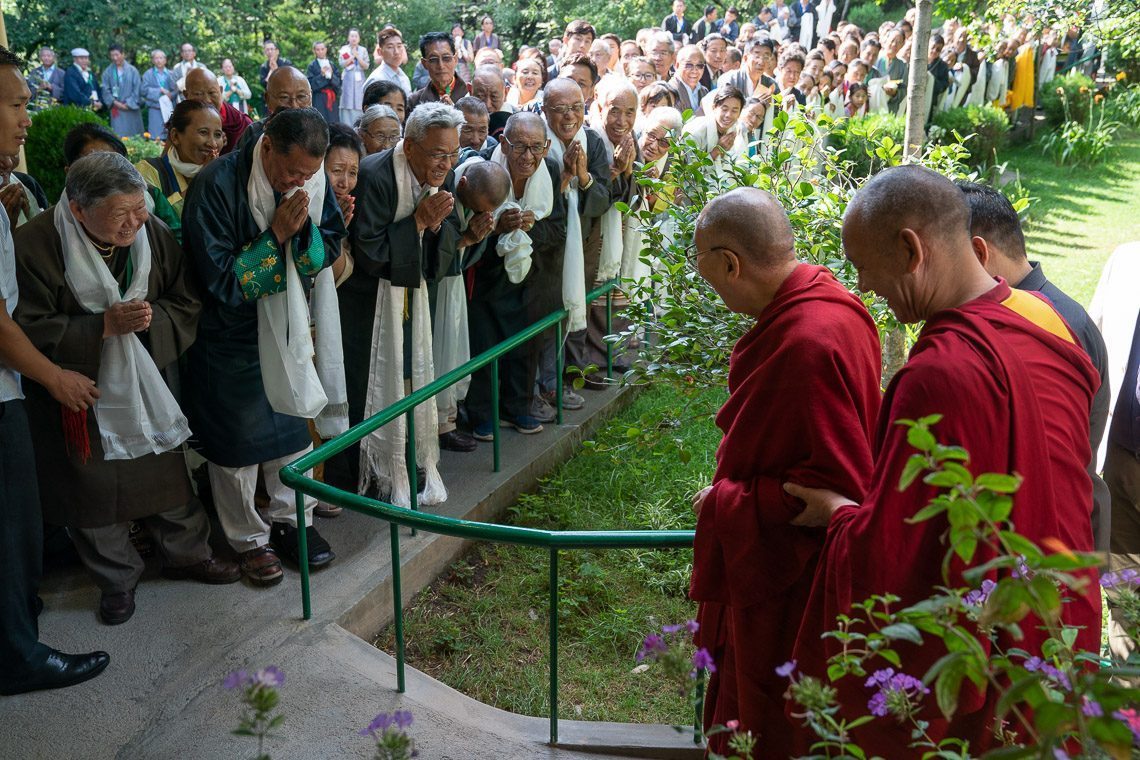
[
  {"left": 790, "top": 280, "right": 1102, "bottom": 757},
  {"left": 219, "top": 101, "right": 251, "bottom": 155},
  {"left": 690, "top": 263, "right": 882, "bottom": 757}
]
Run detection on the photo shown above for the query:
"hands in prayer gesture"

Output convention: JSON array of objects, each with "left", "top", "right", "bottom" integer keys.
[
  {"left": 103, "top": 300, "right": 152, "bottom": 338},
  {"left": 337, "top": 194, "right": 355, "bottom": 228},
  {"left": 0, "top": 182, "right": 29, "bottom": 223},
  {"left": 611, "top": 135, "right": 636, "bottom": 178},
  {"left": 560, "top": 142, "right": 589, "bottom": 192},
  {"left": 459, "top": 211, "right": 495, "bottom": 247},
  {"left": 415, "top": 190, "right": 454, "bottom": 233},
  {"left": 270, "top": 190, "right": 311, "bottom": 244}
]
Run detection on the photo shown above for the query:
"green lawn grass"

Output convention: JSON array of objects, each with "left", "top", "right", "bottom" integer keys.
[
  {"left": 375, "top": 384, "right": 722, "bottom": 724},
  {"left": 1000, "top": 130, "right": 1140, "bottom": 306}
]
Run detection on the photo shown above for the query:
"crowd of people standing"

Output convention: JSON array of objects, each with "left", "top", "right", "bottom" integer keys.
[{"left": 1, "top": 5, "right": 1137, "bottom": 759}]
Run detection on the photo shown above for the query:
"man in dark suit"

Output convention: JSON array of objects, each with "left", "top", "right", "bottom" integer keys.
[
  {"left": 27, "top": 46, "right": 65, "bottom": 111},
  {"left": 691, "top": 5, "right": 719, "bottom": 43},
  {"left": 662, "top": 0, "right": 691, "bottom": 43}
]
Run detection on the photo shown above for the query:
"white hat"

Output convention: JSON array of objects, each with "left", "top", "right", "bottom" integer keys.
[{"left": 71, "top": 48, "right": 90, "bottom": 58}]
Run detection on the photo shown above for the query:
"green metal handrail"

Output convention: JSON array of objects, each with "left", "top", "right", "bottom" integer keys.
[{"left": 279, "top": 279, "right": 703, "bottom": 748}]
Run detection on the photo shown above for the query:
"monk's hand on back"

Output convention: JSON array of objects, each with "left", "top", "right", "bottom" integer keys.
[
  {"left": 103, "top": 300, "right": 152, "bottom": 338},
  {"left": 784, "top": 482, "right": 854, "bottom": 528},
  {"left": 691, "top": 485, "right": 713, "bottom": 517},
  {"left": 48, "top": 366, "right": 100, "bottom": 412},
  {"left": 270, "top": 190, "right": 310, "bottom": 244},
  {"left": 414, "top": 191, "right": 454, "bottom": 233}
]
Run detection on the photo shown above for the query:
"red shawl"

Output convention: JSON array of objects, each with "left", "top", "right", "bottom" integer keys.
[
  {"left": 691, "top": 263, "right": 882, "bottom": 755},
  {"left": 791, "top": 280, "right": 1101, "bottom": 757}
]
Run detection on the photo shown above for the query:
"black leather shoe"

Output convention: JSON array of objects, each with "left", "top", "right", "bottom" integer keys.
[
  {"left": 439, "top": 430, "right": 478, "bottom": 452},
  {"left": 99, "top": 589, "right": 136, "bottom": 625},
  {"left": 0, "top": 650, "right": 110, "bottom": 695},
  {"left": 269, "top": 523, "right": 335, "bottom": 569}
]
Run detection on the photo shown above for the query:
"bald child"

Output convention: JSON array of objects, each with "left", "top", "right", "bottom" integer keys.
[{"left": 688, "top": 187, "right": 882, "bottom": 757}]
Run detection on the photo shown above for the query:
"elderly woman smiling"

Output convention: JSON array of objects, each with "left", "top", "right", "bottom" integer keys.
[
  {"left": 13, "top": 152, "right": 236, "bottom": 626},
  {"left": 356, "top": 104, "right": 401, "bottom": 155}
]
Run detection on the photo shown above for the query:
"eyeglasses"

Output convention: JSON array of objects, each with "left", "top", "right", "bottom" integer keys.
[
  {"left": 502, "top": 136, "right": 550, "bottom": 156},
  {"left": 365, "top": 130, "right": 401, "bottom": 144},
  {"left": 633, "top": 72, "right": 656, "bottom": 81},
  {"left": 683, "top": 242, "right": 722, "bottom": 265},
  {"left": 545, "top": 103, "right": 585, "bottom": 116},
  {"left": 424, "top": 55, "right": 456, "bottom": 66},
  {"left": 425, "top": 148, "right": 462, "bottom": 164},
  {"left": 643, "top": 130, "right": 671, "bottom": 149},
  {"left": 681, "top": 62, "right": 704, "bottom": 70}
]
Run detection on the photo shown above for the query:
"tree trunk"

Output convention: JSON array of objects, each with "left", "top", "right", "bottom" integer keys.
[{"left": 903, "top": 0, "right": 934, "bottom": 157}]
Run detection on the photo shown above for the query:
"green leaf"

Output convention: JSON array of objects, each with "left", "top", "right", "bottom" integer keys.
[
  {"left": 975, "top": 473, "right": 1022, "bottom": 493},
  {"left": 906, "top": 425, "right": 937, "bottom": 452},
  {"left": 934, "top": 661, "right": 964, "bottom": 719},
  {"left": 907, "top": 498, "right": 950, "bottom": 524},
  {"left": 994, "top": 675, "right": 1043, "bottom": 720},
  {"left": 898, "top": 454, "right": 928, "bottom": 491},
  {"left": 880, "top": 623, "right": 923, "bottom": 645}
]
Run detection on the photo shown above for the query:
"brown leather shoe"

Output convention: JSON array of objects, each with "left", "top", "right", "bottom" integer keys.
[
  {"left": 314, "top": 501, "right": 343, "bottom": 518},
  {"left": 239, "top": 547, "right": 284, "bottom": 586},
  {"left": 99, "top": 589, "right": 136, "bottom": 625},
  {"left": 162, "top": 556, "right": 242, "bottom": 584}
]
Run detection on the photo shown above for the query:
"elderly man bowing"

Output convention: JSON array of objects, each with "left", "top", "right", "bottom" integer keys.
[
  {"left": 184, "top": 67, "right": 252, "bottom": 155},
  {"left": 182, "top": 108, "right": 346, "bottom": 586},
  {"left": 787, "top": 166, "right": 1102, "bottom": 756},
  {"left": 234, "top": 65, "right": 313, "bottom": 151},
  {"left": 467, "top": 112, "right": 566, "bottom": 439},
  {"left": 341, "top": 103, "right": 475, "bottom": 507},
  {"left": 688, "top": 188, "right": 881, "bottom": 756},
  {"left": 15, "top": 153, "right": 239, "bottom": 625}
]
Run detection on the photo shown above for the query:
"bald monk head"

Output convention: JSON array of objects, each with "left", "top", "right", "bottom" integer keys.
[
  {"left": 692, "top": 187, "right": 797, "bottom": 317},
  {"left": 184, "top": 67, "right": 222, "bottom": 109},
  {"left": 842, "top": 164, "right": 995, "bottom": 323},
  {"left": 456, "top": 160, "right": 511, "bottom": 215},
  {"left": 264, "top": 65, "right": 312, "bottom": 114}
]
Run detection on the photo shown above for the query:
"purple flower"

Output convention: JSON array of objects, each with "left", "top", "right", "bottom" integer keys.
[
  {"left": 360, "top": 712, "right": 395, "bottom": 737},
  {"left": 393, "top": 710, "right": 414, "bottom": 729},
  {"left": 223, "top": 670, "right": 248, "bottom": 690},
  {"left": 1101, "top": 569, "right": 1140, "bottom": 590},
  {"left": 1011, "top": 557, "right": 1033, "bottom": 579},
  {"left": 661, "top": 620, "right": 700, "bottom": 635},
  {"left": 865, "top": 669, "right": 929, "bottom": 719},
  {"left": 964, "top": 579, "right": 997, "bottom": 607},
  {"left": 636, "top": 633, "right": 668, "bottom": 662},
  {"left": 251, "top": 666, "right": 285, "bottom": 688},
  {"left": 1023, "top": 656, "right": 1071, "bottom": 691},
  {"left": 775, "top": 660, "right": 797, "bottom": 678},
  {"left": 691, "top": 648, "right": 716, "bottom": 673},
  {"left": 1053, "top": 749, "right": 1071, "bottom": 760},
  {"left": 1081, "top": 697, "right": 1103, "bottom": 718}
]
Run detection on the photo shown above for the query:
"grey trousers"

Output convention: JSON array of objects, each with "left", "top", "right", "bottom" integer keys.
[
  {"left": 69, "top": 501, "right": 212, "bottom": 594},
  {"left": 1106, "top": 441, "right": 1140, "bottom": 663}
]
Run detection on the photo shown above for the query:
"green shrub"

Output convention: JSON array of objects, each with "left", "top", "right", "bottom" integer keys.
[
  {"left": 831, "top": 112, "right": 907, "bottom": 178},
  {"left": 26, "top": 106, "right": 105, "bottom": 204},
  {"left": 1038, "top": 71, "right": 1095, "bottom": 127},
  {"left": 1106, "top": 82, "right": 1140, "bottom": 127},
  {"left": 122, "top": 136, "right": 163, "bottom": 165},
  {"left": 929, "top": 105, "right": 1011, "bottom": 170},
  {"left": 844, "top": 2, "right": 894, "bottom": 33},
  {"left": 1105, "top": 38, "right": 1140, "bottom": 84}
]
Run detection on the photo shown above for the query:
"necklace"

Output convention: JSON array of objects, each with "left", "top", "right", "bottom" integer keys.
[{"left": 91, "top": 239, "right": 117, "bottom": 259}]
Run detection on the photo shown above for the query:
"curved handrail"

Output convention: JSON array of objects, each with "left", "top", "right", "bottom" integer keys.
[{"left": 280, "top": 278, "right": 700, "bottom": 748}]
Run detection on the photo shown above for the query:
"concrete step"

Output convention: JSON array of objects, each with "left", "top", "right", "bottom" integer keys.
[{"left": 3, "top": 383, "right": 702, "bottom": 759}]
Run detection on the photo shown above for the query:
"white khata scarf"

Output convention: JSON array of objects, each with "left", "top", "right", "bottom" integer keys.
[
  {"left": 488, "top": 144, "right": 553, "bottom": 284},
  {"left": 167, "top": 146, "right": 205, "bottom": 180},
  {"left": 433, "top": 157, "right": 483, "bottom": 429},
  {"left": 246, "top": 134, "right": 332, "bottom": 420},
  {"left": 595, "top": 129, "right": 627, "bottom": 283},
  {"left": 545, "top": 122, "right": 588, "bottom": 332},
  {"left": 359, "top": 140, "right": 446, "bottom": 508},
  {"left": 56, "top": 194, "right": 191, "bottom": 459}
]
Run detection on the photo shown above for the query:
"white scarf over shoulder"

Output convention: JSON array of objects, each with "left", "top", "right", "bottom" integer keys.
[
  {"left": 246, "top": 135, "right": 340, "bottom": 425},
  {"left": 56, "top": 195, "right": 191, "bottom": 459},
  {"left": 489, "top": 143, "right": 553, "bottom": 284},
  {"left": 359, "top": 140, "right": 446, "bottom": 507},
  {"left": 545, "top": 123, "right": 588, "bottom": 332},
  {"left": 595, "top": 129, "right": 627, "bottom": 283}
]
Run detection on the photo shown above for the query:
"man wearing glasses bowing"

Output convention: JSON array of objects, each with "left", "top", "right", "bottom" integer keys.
[{"left": 407, "top": 32, "right": 470, "bottom": 115}]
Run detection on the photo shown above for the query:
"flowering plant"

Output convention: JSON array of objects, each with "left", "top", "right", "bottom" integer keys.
[
  {"left": 779, "top": 417, "right": 1140, "bottom": 758},
  {"left": 360, "top": 710, "right": 416, "bottom": 759},
  {"left": 1039, "top": 84, "right": 1120, "bottom": 166},
  {"left": 224, "top": 666, "right": 286, "bottom": 760}
]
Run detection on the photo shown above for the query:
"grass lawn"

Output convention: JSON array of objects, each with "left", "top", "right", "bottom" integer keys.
[
  {"left": 1000, "top": 130, "right": 1140, "bottom": 306},
  {"left": 375, "top": 384, "right": 723, "bottom": 725}
]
